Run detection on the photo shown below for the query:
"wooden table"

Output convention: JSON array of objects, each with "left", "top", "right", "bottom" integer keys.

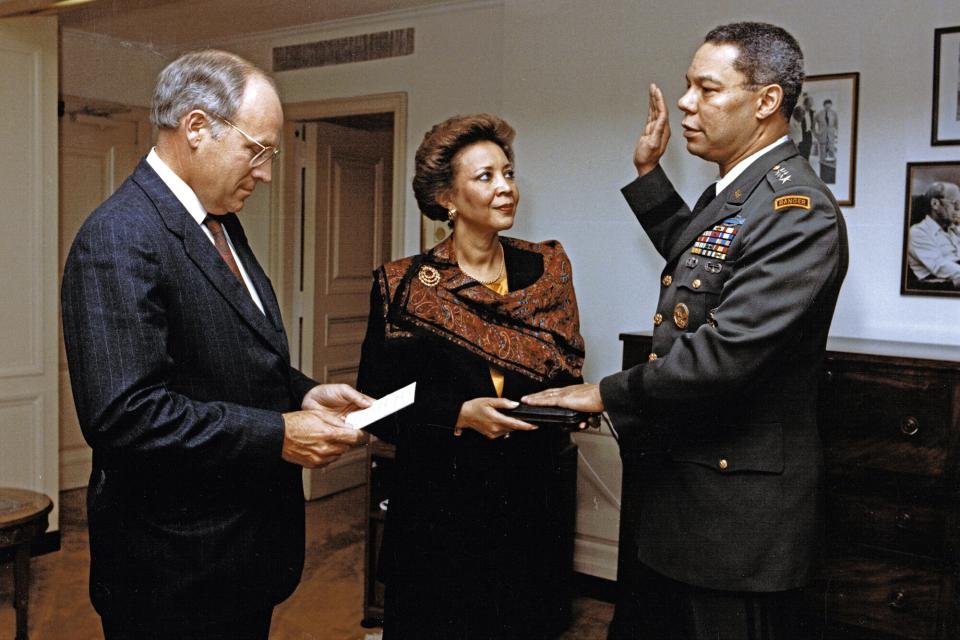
[{"left": 0, "top": 488, "right": 52, "bottom": 640}]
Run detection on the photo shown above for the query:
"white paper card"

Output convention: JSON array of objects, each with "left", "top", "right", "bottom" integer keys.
[{"left": 345, "top": 382, "right": 416, "bottom": 430}]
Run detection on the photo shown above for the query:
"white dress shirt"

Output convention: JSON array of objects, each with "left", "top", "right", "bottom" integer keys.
[
  {"left": 715, "top": 135, "right": 791, "bottom": 195},
  {"left": 908, "top": 214, "right": 960, "bottom": 282}
]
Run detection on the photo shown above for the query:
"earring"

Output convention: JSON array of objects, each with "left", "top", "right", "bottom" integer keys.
[{"left": 447, "top": 208, "right": 457, "bottom": 220}]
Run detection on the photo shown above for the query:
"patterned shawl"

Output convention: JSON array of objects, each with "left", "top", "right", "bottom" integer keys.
[{"left": 378, "top": 235, "right": 584, "bottom": 382}]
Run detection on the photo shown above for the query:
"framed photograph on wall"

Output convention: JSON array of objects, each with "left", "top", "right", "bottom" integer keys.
[
  {"left": 932, "top": 26, "right": 960, "bottom": 145},
  {"left": 793, "top": 72, "right": 859, "bottom": 206},
  {"left": 900, "top": 161, "right": 960, "bottom": 297}
]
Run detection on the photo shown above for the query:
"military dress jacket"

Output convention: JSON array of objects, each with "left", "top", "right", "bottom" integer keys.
[{"left": 599, "top": 141, "right": 848, "bottom": 592}]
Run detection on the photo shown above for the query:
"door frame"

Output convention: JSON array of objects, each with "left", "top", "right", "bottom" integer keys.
[
  {"left": 271, "top": 91, "right": 407, "bottom": 336},
  {"left": 274, "top": 92, "right": 405, "bottom": 499}
]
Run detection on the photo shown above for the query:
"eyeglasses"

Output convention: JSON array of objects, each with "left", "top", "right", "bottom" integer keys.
[{"left": 210, "top": 113, "right": 280, "bottom": 168}]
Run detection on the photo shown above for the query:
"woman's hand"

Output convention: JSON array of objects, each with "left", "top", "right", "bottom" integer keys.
[{"left": 455, "top": 398, "right": 537, "bottom": 440}]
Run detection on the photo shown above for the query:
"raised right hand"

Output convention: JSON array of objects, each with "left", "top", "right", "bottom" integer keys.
[
  {"left": 633, "top": 83, "right": 671, "bottom": 176},
  {"left": 281, "top": 409, "right": 366, "bottom": 468}
]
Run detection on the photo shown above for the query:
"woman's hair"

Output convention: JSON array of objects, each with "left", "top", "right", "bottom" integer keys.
[{"left": 413, "top": 113, "right": 516, "bottom": 222}]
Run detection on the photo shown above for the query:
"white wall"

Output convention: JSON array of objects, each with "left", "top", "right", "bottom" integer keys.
[{"left": 61, "top": 29, "right": 166, "bottom": 107}]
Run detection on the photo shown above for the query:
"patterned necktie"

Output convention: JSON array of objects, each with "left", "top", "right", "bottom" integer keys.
[
  {"left": 692, "top": 183, "right": 717, "bottom": 214},
  {"left": 204, "top": 215, "right": 245, "bottom": 286}
]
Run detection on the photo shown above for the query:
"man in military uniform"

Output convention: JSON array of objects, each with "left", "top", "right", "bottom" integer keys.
[{"left": 524, "top": 22, "right": 848, "bottom": 639}]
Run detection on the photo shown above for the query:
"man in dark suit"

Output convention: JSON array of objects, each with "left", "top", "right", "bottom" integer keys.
[
  {"left": 524, "top": 22, "right": 848, "bottom": 639},
  {"left": 61, "top": 50, "right": 371, "bottom": 639}
]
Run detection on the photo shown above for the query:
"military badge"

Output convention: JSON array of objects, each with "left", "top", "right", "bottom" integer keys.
[
  {"left": 673, "top": 303, "right": 689, "bottom": 329},
  {"left": 690, "top": 222, "right": 740, "bottom": 261},
  {"left": 773, "top": 165, "right": 792, "bottom": 184},
  {"left": 774, "top": 195, "right": 812, "bottom": 211}
]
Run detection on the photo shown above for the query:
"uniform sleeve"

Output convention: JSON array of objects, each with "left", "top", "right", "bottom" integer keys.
[
  {"left": 621, "top": 166, "right": 694, "bottom": 258},
  {"left": 61, "top": 214, "right": 286, "bottom": 472},
  {"left": 601, "top": 184, "right": 845, "bottom": 431}
]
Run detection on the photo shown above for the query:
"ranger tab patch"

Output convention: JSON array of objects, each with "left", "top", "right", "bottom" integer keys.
[{"left": 774, "top": 195, "right": 812, "bottom": 211}]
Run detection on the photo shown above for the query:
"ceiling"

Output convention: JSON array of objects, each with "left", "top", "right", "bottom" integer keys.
[{"left": 2, "top": 0, "right": 455, "bottom": 48}]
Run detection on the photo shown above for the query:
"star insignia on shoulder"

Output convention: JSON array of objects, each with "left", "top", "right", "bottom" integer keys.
[{"left": 778, "top": 174, "right": 792, "bottom": 184}]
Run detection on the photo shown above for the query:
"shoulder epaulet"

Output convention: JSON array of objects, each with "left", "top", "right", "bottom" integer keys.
[{"left": 766, "top": 162, "right": 799, "bottom": 192}]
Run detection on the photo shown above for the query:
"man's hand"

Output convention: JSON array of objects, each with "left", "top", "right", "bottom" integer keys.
[
  {"left": 633, "top": 83, "right": 671, "bottom": 176},
  {"left": 282, "top": 410, "right": 366, "bottom": 468},
  {"left": 282, "top": 383, "right": 375, "bottom": 468},
  {"left": 521, "top": 383, "right": 604, "bottom": 413}
]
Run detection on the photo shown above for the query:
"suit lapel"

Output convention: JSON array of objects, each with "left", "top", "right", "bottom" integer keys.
[
  {"left": 222, "top": 214, "right": 289, "bottom": 337},
  {"left": 131, "top": 160, "right": 289, "bottom": 358},
  {"left": 666, "top": 142, "right": 800, "bottom": 263}
]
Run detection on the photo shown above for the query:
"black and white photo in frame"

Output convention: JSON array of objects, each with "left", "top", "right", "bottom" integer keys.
[
  {"left": 792, "top": 72, "right": 859, "bottom": 206},
  {"left": 901, "top": 161, "right": 960, "bottom": 297}
]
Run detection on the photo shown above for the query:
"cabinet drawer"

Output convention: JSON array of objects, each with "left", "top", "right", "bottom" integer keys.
[
  {"left": 813, "top": 556, "right": 944, "bottom": 639},
  {"left": 826, "top": 490, "right": 944, "bottom": 558},
  {"left": 819, "top": 368, "right": 951, "bottom": 477}
]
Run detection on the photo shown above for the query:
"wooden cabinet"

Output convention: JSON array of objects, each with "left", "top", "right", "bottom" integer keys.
[
  {"left": 812, "top": 340, "right": 960, "bottom": 640},
  {"left": 620, "top": 333, "right": 960, "bottom": 639}
]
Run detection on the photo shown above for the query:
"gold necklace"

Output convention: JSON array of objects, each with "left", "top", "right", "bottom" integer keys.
[{"left": 458, "top": 242, "right": 504, "bottom": 285}]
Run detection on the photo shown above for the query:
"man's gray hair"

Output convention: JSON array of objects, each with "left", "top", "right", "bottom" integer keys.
[
  {"left": 151, "top": 49, "right": 272, "bottom": 136},
  {"left": 926, "top": 181, "right": 958, "bottom": 204}
]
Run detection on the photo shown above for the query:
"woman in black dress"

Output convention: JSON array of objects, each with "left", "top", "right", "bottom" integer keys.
[{"left": 357, "top": 113, "right": 585, "bottom": 639}]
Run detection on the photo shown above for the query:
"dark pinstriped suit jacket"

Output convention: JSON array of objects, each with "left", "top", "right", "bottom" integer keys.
[{"left": 61, "top": 159, "right": 316, "bottom": 628}]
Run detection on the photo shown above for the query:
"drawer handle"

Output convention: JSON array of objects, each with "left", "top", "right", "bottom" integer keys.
[
  {"left": 899, "top": 416, "right": 920, "bottom": 437},
  {"left": 895, "top": 512, "right": 912, "bottom": 530},
  {"left": 823, "top": 370, "right": 834, "bottom": 384},
  {"left": 887, "top": 590, "right": 908, "bottom": 610}
]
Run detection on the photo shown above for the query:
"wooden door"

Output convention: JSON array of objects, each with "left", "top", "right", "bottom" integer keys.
[
  {"left": 310, "top": 121, "right": 392, "bottom": 385},
  {"left": 58, "top": 98, "right": 152, "bottom": 489},
  {"left": 290, "top": 120, "right": 392, "bottom": 498},
  {"left": 0, "top": 16, "right": 59, "bottom": 528}
]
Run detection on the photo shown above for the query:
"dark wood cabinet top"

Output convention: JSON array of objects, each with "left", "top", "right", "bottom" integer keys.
[{"left": 620, "top": 331, "right": 960, "bottom": 369}]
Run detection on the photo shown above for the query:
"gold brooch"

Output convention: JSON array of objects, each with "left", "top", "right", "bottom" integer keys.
[{"left": 418, "top": 265, "right": 441, "bottom": 287}]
